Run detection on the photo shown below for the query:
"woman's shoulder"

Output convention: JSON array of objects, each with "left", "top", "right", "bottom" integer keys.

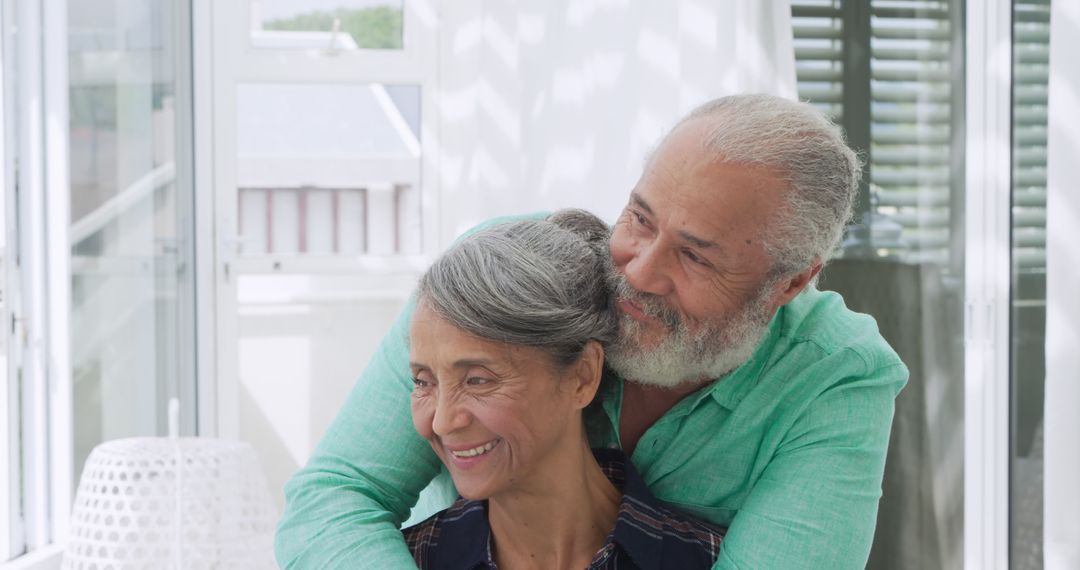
[
  {"left": 402, "top": 496, "right": 484, "bottom": 541},
  {"left": 402, "top": 498, "right": 489, "bottom": 568},
  {"left": 606, "top": 496, "right": 725, "bottom": 569},
  {"left": 592, "top": 448, "right": 726, "bottom": 568},
  {"left": 627, "top": 494, "right": 728, "bottom": 542}
]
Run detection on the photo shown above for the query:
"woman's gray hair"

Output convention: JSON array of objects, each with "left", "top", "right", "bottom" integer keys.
[
  {"left": 416, "top": 209, "right": 617, "bottom": 367},
  {"left": 676, "top": 94, "right": 862, "bottom": 277}
]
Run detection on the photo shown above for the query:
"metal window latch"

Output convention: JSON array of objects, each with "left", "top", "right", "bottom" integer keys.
[{"left": 326, "top": 17, "right": 342, "bottom": 56}]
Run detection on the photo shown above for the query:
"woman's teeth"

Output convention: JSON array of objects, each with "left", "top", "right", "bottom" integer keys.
[{"left": 452, "top": 439, "right": 499, "bottom": 458}]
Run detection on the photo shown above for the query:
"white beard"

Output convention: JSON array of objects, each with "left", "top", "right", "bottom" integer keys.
[{"left": 604, "top": 273, "right": 776, "bottom": 389}]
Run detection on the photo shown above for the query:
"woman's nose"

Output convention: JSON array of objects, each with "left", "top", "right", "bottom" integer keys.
[{"left": 432, "top": 392, "right": 470, "bottom": 436}]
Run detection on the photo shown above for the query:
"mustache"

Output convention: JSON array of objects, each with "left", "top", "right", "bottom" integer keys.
[{"left": 607, "top": 272, "right": 682, "bottom": 330}]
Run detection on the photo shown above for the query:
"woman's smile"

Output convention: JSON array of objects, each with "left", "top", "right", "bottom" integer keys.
[{"left": 445, "top": 438, "right": 502, "bottom": 468}]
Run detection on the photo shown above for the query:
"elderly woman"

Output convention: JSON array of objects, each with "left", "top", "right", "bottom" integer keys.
[{"left": 401, "top": 209, "right": 724, "bottom": 569}]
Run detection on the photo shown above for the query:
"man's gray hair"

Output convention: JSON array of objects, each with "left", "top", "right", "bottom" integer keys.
[
  {"left": 417, "top": 209, "right": 617, "bottom": 367},
  {"left": 676, "top": 94, "right": 862, "bottom": 276}
]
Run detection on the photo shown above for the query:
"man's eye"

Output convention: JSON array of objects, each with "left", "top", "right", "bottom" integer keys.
[
  {"left": 633, "top": 211, "right": 648, "bottom": 225},
  {"left": 466, "top": 377, "right": 492, "bottom": 386},
  {"left": 412, "top": 377, "right": 431, "bottom": 389},
  {"left": 683, "top": 249, "right": 708, "bottom": 266}
]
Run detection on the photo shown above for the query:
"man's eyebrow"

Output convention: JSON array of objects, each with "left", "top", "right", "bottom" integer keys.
[
  {"left": 629, "top": 192, "right": 654, "bottom": 216},
  {"left": 678, "top": 230, "right": 719, "bottom": 250},
  {"left": 630, "top": 191, "right": 724, "bottom": 253}
]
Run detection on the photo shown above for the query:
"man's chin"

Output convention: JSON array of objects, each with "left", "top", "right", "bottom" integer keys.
[
  {"left": 615, "top": 316, "right": 665, "bottom": 346},
  {"left": 606, "top": 322, "right": 767, "bottom": 389},
  {"left": 606, "top": 347, "right": 747, "bottom": 389},
  {"left": 625, "top": 333, "right": 666, "bottom": 352}
]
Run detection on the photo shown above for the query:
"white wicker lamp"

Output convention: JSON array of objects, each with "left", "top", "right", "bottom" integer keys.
[{"left": 63, "top": 401, "right": 277, "bottom": 569}]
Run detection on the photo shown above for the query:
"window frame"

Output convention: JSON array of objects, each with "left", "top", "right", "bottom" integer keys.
[{"left": 1, "top": 0, "right": 73, "bottom": 564}]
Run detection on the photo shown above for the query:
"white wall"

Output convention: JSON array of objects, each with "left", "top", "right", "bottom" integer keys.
[{"left": 435, "top": 0, "right": 796, "bottom": 241}]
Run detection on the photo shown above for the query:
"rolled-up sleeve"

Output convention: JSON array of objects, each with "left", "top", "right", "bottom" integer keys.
[{"left": 275, "top": 300, "right": 441, "bottom": 569}]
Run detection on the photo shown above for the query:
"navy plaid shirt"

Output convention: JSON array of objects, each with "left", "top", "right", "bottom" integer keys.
[{"left": 402, "top": 448, "right": 726, "bottom": 569}]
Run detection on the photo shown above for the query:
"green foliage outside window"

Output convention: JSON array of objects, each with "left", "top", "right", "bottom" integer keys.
[{"left": 264, "top": 6, "right": 404, "bottom": 50}]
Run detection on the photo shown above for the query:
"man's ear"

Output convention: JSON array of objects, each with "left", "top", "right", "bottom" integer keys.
[
  {"left": 570, "top": 341, "right": 605, "bottom": 409},
  {"left": 771, "top": 257, "right": 823, "bottom": 308}
]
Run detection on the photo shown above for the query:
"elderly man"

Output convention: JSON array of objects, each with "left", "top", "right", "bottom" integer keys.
[{"left": 276, "top": 94, "right": 907, "bottom": 569}]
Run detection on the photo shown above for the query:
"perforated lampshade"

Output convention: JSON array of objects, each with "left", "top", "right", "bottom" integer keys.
[{"left": 62, "top": 437, "right": 278, "bottom": 569}]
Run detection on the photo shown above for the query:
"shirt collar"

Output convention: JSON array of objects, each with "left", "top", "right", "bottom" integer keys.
[
  {"left": 705, "top": 298, "right": 789, "bottom": 411},
  {"left": 438, "top": 449, "right": 698, "bottom": 570},
  {"left": 427, "top": 499, "right": 494, "bottom": 570},
  {"left": 437, "top": 451, "right": 654, "bottom": 569},
  {"left": 592, "top": 448, "right": 667, "bottom": 569}
]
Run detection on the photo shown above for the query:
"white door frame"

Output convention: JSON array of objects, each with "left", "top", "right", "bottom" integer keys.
[
  {"left": 0, "top": 0, "right": 16, "bottom": 559},
  {"left": 192, "top": 0, "right": 220, "bottom": 438},
  {"left": 964, "top": 0, "right": 1013, "bottom": 568}
]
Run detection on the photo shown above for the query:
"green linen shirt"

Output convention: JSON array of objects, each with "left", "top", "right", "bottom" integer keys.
[{"left": 275, "top": 219, "right": 908, "bottom": 570}]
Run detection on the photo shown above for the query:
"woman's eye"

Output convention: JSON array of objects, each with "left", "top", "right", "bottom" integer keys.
[{"left": 412, "top": 377, "right": 431, "bottom": 389}]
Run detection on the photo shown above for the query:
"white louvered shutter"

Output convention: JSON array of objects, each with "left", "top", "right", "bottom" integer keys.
[
  {"left": 793, "top": 0, "right": 961, "bottom": 266},
  {"left": 1012, "top": 0, "right": 1050, "bottom": 277}
]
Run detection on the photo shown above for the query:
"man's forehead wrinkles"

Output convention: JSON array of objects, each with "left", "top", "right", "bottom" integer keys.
[{"left": 649, "top": 156, "right": 684, "bottom": 188}]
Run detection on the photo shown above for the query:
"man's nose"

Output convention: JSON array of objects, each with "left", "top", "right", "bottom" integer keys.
[
  {"left": 432, "top": 391, "right": 470, "bottom": 437},
  {"left": 622, "top": 240, "right": 674, "bottom": 297}
]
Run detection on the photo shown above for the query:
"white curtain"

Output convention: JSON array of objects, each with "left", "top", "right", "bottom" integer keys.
[
  {"left": 1043, "top": 1, "right": 1080, "bottom": 568},
  {"left": 434, "top": 0, "right": 796, "bottom": 247}
]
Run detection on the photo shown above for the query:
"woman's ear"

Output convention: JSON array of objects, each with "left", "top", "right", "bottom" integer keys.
[{"left": 570, "top": 341, "right": 605, "bottom": 409}]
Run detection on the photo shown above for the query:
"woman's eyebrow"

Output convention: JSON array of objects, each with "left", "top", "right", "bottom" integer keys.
[
  {"left": 409, "top": 357, "right": 499, "bottom": 369},
  {"left": 451, "top": 358, "right": 498, "bottom": 368}
]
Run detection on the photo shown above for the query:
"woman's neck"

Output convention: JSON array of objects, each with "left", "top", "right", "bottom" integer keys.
[{"left": 487, "top": 443, "right": 621, "bottom": 570}]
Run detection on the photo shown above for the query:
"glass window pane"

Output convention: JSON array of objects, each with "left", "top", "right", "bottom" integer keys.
[
  {"left": 305, "top": 189, "right": 335, "bottom": 255},
  {"left": 234, "top": 273, "right": 413, "bottom": 511},
  {"left": 235, "top": 83, "right": 421, "bottom": 256},
  {"left": 1010, "top": 0, "right": 1050, "bottom": 567},
  {"left": 250, "top": 0, "right": 404, "bottom": 50},
  {"left": 68, "top": 0, "right": 194, "bottom": 483},
  {"left": 231, "top": 81, "right": 423, "bottom": 509}
]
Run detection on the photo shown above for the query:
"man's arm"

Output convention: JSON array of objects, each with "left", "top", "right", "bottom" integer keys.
[
  {"left": 275, "top": 300, "right": 442, "bottom": 569},
  {"left": 713, "top": 360, "right": 909, "bottom": 570}
]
